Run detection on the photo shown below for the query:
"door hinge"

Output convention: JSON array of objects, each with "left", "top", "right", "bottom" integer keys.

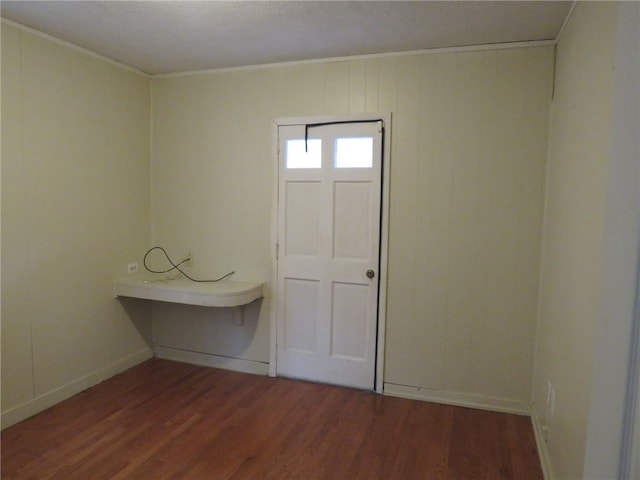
[{"left": 276, "top": 243, "right": 279, "bottom": 260}]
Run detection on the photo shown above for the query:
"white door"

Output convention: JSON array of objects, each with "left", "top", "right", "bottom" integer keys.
[{"left": 276, "top": 120, "right": 383, "bottom": 389}]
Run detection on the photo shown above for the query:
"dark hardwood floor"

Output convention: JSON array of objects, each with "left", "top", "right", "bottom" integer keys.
[{"left": 1, "top": 359, "right": 543, "bottom": 479}]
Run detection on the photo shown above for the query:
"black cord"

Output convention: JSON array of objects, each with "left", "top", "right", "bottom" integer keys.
[
  {"left": 305, "top": 119, "right": 384, "bottom": 151},
  {"left": 143, "top": 246, "right": 235, "bottom": 283}
]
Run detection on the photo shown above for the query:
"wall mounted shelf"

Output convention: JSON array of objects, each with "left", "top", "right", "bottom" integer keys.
[{"left": 114, "top": 274, "right": 263, "bottom": 323}]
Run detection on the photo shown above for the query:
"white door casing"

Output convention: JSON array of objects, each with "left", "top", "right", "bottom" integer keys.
[{"left": 274, "top": 117, "right": 387, "bottom": 390}]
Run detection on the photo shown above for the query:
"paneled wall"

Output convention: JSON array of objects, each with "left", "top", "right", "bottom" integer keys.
[
  {"left": 533, "top": 3, "right": 615, "bottom": 471},
  {"left": 1, "top": 24, "right": 152, "bottom": 427},
  {"left": 152, "top": 45, "right": 553, "bottom": 408},
  {"left": 533, "top": 3, "right": 640, "bottom": 478}
]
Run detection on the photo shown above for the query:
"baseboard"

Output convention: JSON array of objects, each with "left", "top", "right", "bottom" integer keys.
[
  {"left": 531, "top": 409, "right": 556, "bottom": 480},
  {"left": 1, "top": 348, "right": 153, "bottom": 429},
  {"left": 154, "top": 346, "right": 269, "bottom": 376},
  {"left": 383, "top": 382, "right": 532, "bottom": 416}
]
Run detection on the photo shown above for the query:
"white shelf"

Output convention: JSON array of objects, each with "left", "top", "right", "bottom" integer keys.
[{"left": 113, "top": 274, "right": 263, "bottom": 308}]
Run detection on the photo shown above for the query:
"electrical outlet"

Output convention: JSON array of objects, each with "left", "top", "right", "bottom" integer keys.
[
  {"left": 541, "top": 425, "right": 549, "bottom": 442},
  {"left": 127, "top": 262, "right": 138, "bottom": 274},
  {"left": 546, "top": 380, "right": 556, "bottom": 415}
]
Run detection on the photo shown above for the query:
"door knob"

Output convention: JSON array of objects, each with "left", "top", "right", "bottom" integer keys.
[{"left": 366, "top": 269, "right": 375, "bottom": 279}]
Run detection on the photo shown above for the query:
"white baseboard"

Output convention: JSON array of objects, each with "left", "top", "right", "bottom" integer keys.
[
  {"left": 1, "top": 348, "right": 153, "bottom": 429},
  {"left": 531, "top": 408, "right": 556, "bottom": 480},
  {"left": 154, "top": 346, "right": 269, "bottom": 376},
  {"left": 383, "top": 382, "right": 532, "bottom": 416}
]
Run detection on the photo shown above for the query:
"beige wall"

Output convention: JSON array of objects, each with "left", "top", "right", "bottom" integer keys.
[
  {"left": 1, "top": 24, "right": 152, "bottom": 427},
  {"left": 3, "top": 9, "right": 638, "bottom": 473},
  {"left": 532, "top": 2, "right": 640, "bottom": 478},
  {"left": 583, "top": 2, "right": 640, "bottom": 477},
  {"left": 152, "top": 46, "right": 553, "bottom": 409},
  {"left": 1, "top": 20, "right": 553, "bottom": 427}
]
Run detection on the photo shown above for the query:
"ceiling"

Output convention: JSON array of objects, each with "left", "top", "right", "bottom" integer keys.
[{"left": 0, "top": 1, "right": 573, "bottom": 76}]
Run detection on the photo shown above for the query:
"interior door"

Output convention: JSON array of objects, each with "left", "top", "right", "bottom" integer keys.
[{"left": 276, "top": 120, "right": 383, "bottom": 389}]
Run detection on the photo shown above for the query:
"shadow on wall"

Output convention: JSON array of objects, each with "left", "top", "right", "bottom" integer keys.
[
  {"left": 117, "top": 297, "right": 153, "bottom": 348},
  {"left": 151, "top": 298, "right": 265, "bottom": 360}
]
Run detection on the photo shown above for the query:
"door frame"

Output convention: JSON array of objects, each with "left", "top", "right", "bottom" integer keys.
[{"left": 269, "top": 113, "right": 391, "bottom": 393}]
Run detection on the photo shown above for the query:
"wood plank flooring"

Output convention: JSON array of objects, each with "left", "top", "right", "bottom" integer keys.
[{"left": 1, "top": 359, "right": 543, "bottom": 479}]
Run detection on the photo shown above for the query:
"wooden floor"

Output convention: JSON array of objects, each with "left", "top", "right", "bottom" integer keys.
[{"left": 2, "top": 359, "right": 543, "bottom": 480}]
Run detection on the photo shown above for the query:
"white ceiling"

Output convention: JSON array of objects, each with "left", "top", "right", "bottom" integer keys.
[{"left": 0, "top": 1, "right": 573, "bottom": 76}]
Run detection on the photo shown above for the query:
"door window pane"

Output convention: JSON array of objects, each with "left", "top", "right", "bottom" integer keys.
[
  {"left": 335, "top": 137, "right": 373, "bottom": 168},
  {"left": 286, "top": 139, "right": 321, "bottom": 169}
]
